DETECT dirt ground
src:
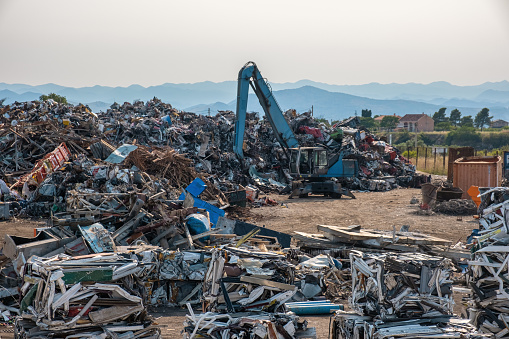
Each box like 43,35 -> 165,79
0,187 -> 476,339
248,187 -> 476,244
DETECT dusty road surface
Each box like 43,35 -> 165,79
0,187 -> 477,338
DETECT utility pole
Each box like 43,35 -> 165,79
415,123 -> 418,148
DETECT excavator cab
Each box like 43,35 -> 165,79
289,147 -> 357,199
289,147 -> 330,177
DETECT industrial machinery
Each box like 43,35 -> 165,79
233,61 -> 299,158
288,147 -> 357,198
233,61 -> 357,198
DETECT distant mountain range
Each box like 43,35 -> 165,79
1,80 -> 508,121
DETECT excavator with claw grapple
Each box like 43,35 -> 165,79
233,61 -> 357,199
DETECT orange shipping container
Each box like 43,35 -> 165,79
453,156 -> 502,198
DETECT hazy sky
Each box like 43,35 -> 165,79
1,0 -> 508,87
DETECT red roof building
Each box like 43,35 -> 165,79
397,113 -> 434,132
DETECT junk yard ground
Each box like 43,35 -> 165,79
0,91 -> 500,338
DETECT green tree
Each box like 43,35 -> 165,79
419,133 -> 434,146
435,121 -> 453,131
380,115 -> 399,131
432,107 -> 448,124
315,118 -> 330,127
39,93 -> 68,104
445,126 -> 482,146
361,109 -> 372,118
474,108 -> 493,131
460,115 -> 474,127
449,109 -> 461,126
395,130 -> 411,144
359,117 -> 377,129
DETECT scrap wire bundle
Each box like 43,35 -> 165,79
350,251 -> 454,319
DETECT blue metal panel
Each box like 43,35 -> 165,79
178,178 -> 225,226
191,197 -> 225,227
184,177 -> 207,197
327,156 -> 358,178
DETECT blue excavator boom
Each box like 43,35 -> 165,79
233,61 -> 299,158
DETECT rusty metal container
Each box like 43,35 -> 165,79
453,156 -> 503,198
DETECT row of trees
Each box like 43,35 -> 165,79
432,107 -> 493,131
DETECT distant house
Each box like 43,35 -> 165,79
490,119 -> 508,128
397,113 -> 434,132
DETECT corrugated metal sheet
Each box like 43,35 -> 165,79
453,156 -> 502,198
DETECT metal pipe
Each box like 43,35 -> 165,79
287,302 -> 344,315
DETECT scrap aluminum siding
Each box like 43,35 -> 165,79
104,144 -> 138,164
79,223 -> 116,253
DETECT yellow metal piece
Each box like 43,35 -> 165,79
236,228 -> 260,248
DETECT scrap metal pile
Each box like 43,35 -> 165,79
420,182 -> 478,216
329,250 -> 488,339
16,252 -> 161,338
1,226 -> 356,338
0,98 -> 429,338
293,224 -> 469,265
350,251 -> 454,319
181,246 -> 350,337
1,98 -> 418,200
0,174 -> 350,339
1,220 -> 337,337
331,312 -> 487,339
466,187 -> 509,338
183,248 -> 314,338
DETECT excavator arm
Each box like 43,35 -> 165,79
234,61 -> 299,158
